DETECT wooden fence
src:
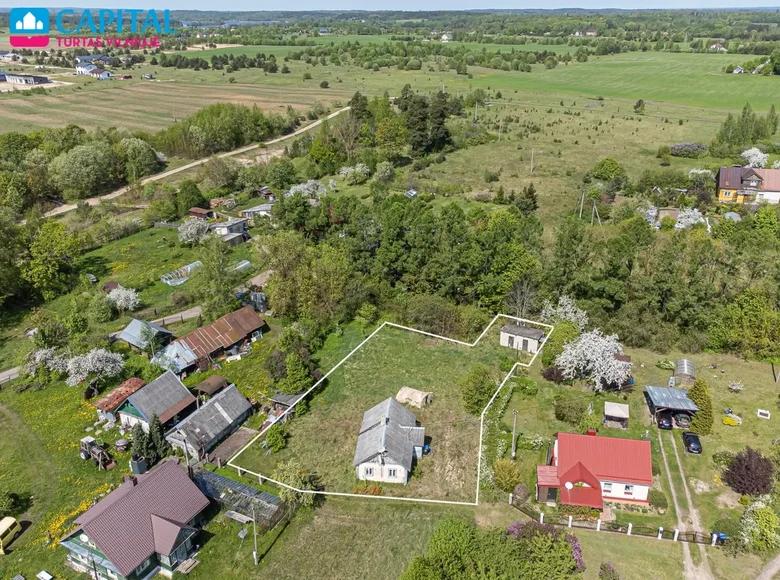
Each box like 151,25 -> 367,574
510,496 -> 718,546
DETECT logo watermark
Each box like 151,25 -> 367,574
10,8 -> 175,49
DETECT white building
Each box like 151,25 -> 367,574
499,323 -> 545,354
238,203 -> 274,219
76,63 -> 97,75
90,68 -> 112,80
354,398 -> 425,484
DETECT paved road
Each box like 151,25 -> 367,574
41,106 -> 350,219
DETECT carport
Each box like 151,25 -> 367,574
644,385 -> 699,424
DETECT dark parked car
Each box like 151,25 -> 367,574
657,411 -> 673,430
682,431 -> 702,454
674,413 -> 691,428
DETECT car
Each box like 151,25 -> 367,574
0,516 -> 22,554
657,411 -> 673,430
682,431 -> 702,454
674,413 -> 691,428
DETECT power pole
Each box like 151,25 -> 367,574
511,410 -> 518,459
498,121 -> 503,142
252,506 -> 258,565
474,102 -> 478,121
530,148 -> 535,173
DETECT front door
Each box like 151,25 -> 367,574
522,339 -> 528,352
508,336 -> 514,348
546,487 -> 558,502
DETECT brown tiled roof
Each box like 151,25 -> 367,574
189,207 -> 211,215
174,306 -> 264,360
718,166 -> 780,192
94,378 -> 147,413
74,460 -> 209,577
194,375 -> 228,396
756,168 -> 780,192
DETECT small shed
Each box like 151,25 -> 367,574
396,387 -> 433,409
117,319 -> 174,352
193,375 -> 229,397
189,207 -> 215,220
603,401 -> 630,429
500,323 -> 545,354
645,385 -> 699,423
674,359 -> 696,386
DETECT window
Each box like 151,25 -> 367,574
365,467 -> 373,476
723,191 -> 731,197
508,335 -> 514,348
135,558 -> 152,575
624,485 -> 634,495
602,482 -> 612,494
389,468 -> 397,478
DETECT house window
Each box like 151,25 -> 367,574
624,485 -> 634,495
389,468 -> 397,478
135,558 -> 152,575
723,191 -> 731,197
602,482 -> 612,494
365,467 -> 374,476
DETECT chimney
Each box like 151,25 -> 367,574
123,474 -> 138,486
586,429 -> 597,437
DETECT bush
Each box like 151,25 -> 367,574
265,423 -> 288,452
648,489 -> 668,510
669,142 -> 707,158
599,562 -> 621,580
591,157 -> 626,181
303,72 -> 312,80
494,459 -> 524,492
353,482 -> 383,495
652,455 -> 661,476
484,170 -> 500,183
724,447 -> 774,495
557,495 -> 601,519
577,411 -> 601,434
516,378 -> 538,396
513,483 -> 530,502
553,393 -> 588,424
459,364 -> 496,415
542,365 -> 565,384
713,450 -> 737,470
319,80 -> 329,89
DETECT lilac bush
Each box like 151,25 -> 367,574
669,142 -> 707,158
599,561 -> 621,580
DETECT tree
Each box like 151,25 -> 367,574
515,182 -> 538,214
148,414 -> 170,463
724,447 -> 773,495
198,236 -> 240,320
178,218 -> 211,245
428,91 -> 452,152
633,99 -> 646,114
376,115 -> 408,159
459,364 -> 495,415
175,179 -> 207,216
119,137 -> 159,182
265,423 -> 288,452
49,141 -> 121,200
278,352 -> 312,394
131,422 -> 149,458
332,114 -> 363,161
591,157 -> 626,182
555,329 -> 630,390
65,348 -> 124,387
541,322 -> 580,368
674,208 -> 704,229
688,378 -> 714,435
21,220 -> 80,300
107,285 -> 141,313
505,275 -> 537,319
741,147 -> 769,168
0,489 -> 13,518
494,459 -> 524,492
265,157 -> 298,191
197,156 -> 240,191
709,290 -> 780,362
540,294 -> 589,330
271,459 -> 317,507
88,293 -> 115,323
740,496 -> 780,553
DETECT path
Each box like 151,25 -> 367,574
756,554 -> 780,580
660,430 -> 715,580
151,305 -> 202,326
41,106 -> 350,219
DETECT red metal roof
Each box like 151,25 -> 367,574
536,465 -> 559,487
173,306 -> 263,361
557,461 -> 604,509
556,432 -> 652,486
93,378 -> 147,413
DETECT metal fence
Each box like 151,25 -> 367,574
509,496 -> 719,547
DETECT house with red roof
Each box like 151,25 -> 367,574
60,460 -> 210,578
536,431 -> 653,510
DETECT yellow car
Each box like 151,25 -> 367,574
0,517 -> 22,554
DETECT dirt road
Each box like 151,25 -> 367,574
41,106 -> 350,219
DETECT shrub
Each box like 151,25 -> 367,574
553,393 -> 588,424
516,378 -> 538,396
648,489 -> 668,510
577,411 -> 601,434
303,72 -> 312,80
353,482 -> 382,495
591,157 -> 626,181
459,364 -> 496,415
599,562 -> 621,580
265,423 -> 288,452
542,365 -> 565,384
512,483 -> 530,502
494,459 -> 524,493
669,142 -> 707,158
712,450 -> 737,470
319,80 -> 329,89
688,378 -> 713,435
484,170 -> 500,183
557,494 -> 601,519
724,447 -> 774,495
652,455 -> 661,476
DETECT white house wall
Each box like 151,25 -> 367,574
755,191 -> 780,204
356,461 -> 409,484
118,412 -> 149,433
601,481 -> 649,502
499,331 -> 539,353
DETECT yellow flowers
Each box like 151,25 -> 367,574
38,482 -> 113,547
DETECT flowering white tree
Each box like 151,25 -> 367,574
688,168 -> 714,180
772,160 -> 780,170
540,295 -> 589,331
286,180 -> 326,198
555,329 -> 631,391
65,348 -> 124,387
675,208 -> 704,230
373,161 -> 395,184
107,285 -> 140,312
328,179 -> 338,191
178,218 -> 210,245
742,147 -> 769,168
24,348 -> 68,377
339,163 -> 371,185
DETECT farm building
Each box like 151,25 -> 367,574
116,371 -> 196,432
717,166 -> 780,204
674,359 -> 696,386
645,385 -> 699,423
154,306 -> 264,373
93,377 -> 147,423
499,323 -> 545,354
354,397 -> 425,485
166,385 -> 252,461
59,460 -> 210,579
5,73 -> 49,85
536,432 -> 652,508
192,469 -> 283,530
239,203 -> 274,219
210,217 -> 248,237
76,63 -> 97,75
250,185 -> 275,201
221,232 -> 246,247
395,387 -> 433,409
90,68 -> 112,80
117,319 -> 174,352
193,375 -> 229,398
188,207 -> 215,220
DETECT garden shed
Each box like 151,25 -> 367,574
603,402 -> 629,429
395,387 -> 434,409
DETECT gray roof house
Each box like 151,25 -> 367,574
353,398 -> 425,485
59,460 -> 210,578
167,385 -> 252,461
117,319 -> 174,352
500,323 -> 546,354
117,371 -> 196,432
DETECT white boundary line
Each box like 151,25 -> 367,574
227,314 -> 554,507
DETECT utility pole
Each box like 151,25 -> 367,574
511,410 -> 518,459
530,148 -> 535,174
474,102 -> 478,121
498,121 -> 503,142
252,506 -> 258,565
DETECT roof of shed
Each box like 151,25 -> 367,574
72,460 -> 209,577
645,385 -> 700,413
500,323 -> 546,340
604,401 -> 630,419
353,398 -> 424,471
194,375 -> 229,396
124,370 -> 195,424
168,385 -> 251,449
117,319 -> 173,350
173,306 -> 264,361
94,378 -> 147,413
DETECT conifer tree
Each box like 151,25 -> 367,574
689,378 -> 714,435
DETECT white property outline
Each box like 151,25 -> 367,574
227,314 -> 554,507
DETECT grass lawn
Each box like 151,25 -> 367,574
232,320 -> 520,501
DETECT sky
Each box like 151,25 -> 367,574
1,2 -> 779,10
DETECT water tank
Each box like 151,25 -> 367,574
130,453 -> 148,475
